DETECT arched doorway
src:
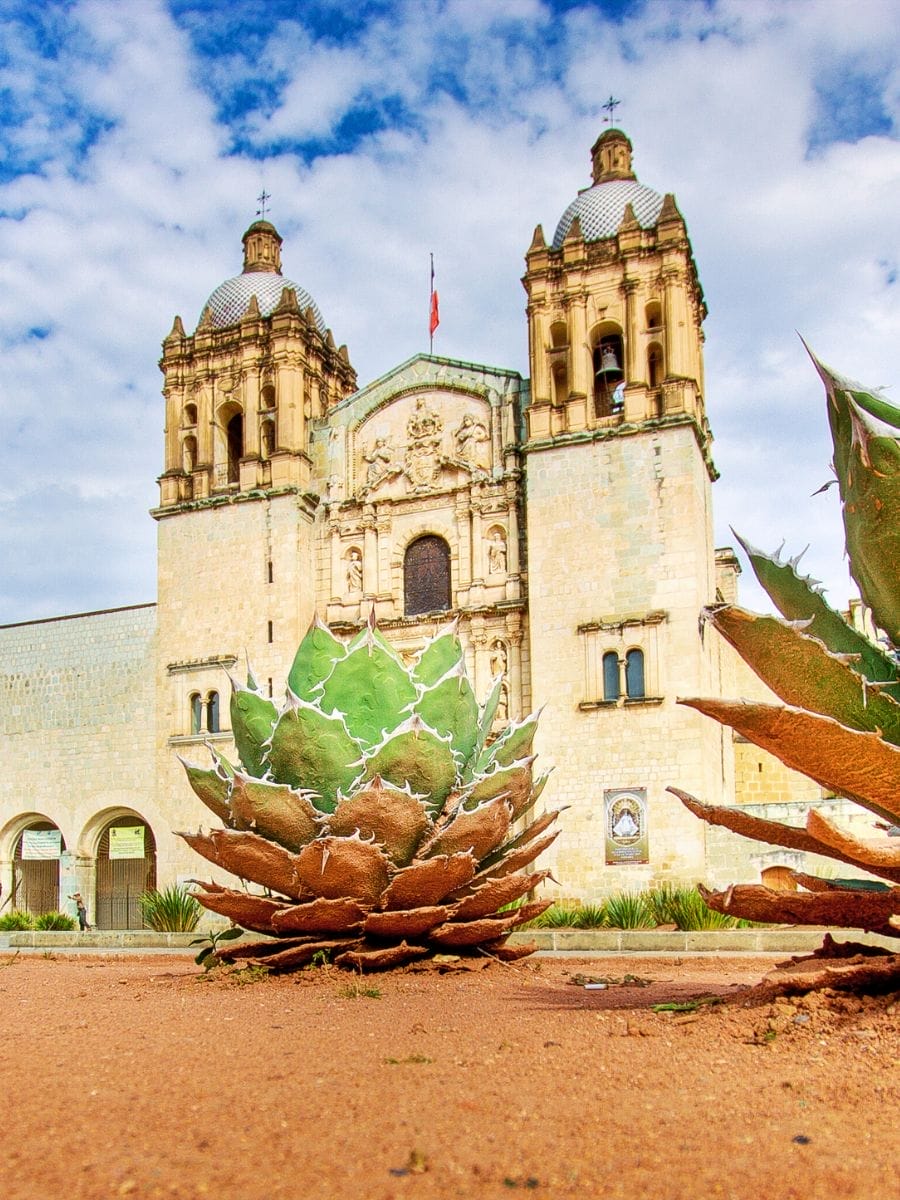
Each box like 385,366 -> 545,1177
12,820 -> 65,915
94,816 -> 157,929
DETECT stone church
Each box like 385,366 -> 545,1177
1,129 -> 829,927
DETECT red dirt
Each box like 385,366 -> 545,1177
1,952 -> 897,1199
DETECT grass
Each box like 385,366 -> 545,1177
520,885 -> 758,931
340,981 -> 382,999
139,885 -> 202,932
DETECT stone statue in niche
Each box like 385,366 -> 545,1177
454,413 -> 490,471
487,530 -> 507,576
489,639 -> 507,678
404,398 -> 444,492
346,548 -> 363,594
492,682 -> 510,731
362,437 -> 395,488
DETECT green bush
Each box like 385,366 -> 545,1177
34,911 -> 77,931
0,910 -> 35,931
574,902 -> 607,928
139,885 -> 202,932
603,890 -> 655,929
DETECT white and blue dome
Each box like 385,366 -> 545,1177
202,272 -> 325,332
552,179 -> 665,249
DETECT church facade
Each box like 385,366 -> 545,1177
1,130 -> 829,926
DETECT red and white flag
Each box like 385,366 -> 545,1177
429,254 -> 440,344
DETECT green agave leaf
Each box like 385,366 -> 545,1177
467,757 -> 535,819
473,710 -> 540,776
286,617 -> 346,702
734,531 -> 899,696
679,697 -> 900,825
263,695 -> 362,813
411,620 -> 463,686
229,678 -> 278,777
413,664 -> 478,765
808,348 -> 900,646
706,604 -> 900,745
318,626 -> 417,748
360,715 -> 458,813
179,756 -> 232,824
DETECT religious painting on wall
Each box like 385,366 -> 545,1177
604,788 -> 648,865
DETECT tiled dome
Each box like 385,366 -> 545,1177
201,272 -> 326,332
552,179 -> 664,249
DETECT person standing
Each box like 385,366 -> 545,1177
69,892 -> 89,931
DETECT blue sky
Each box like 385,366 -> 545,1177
1,0 -> 899,624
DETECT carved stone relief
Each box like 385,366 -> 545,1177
346,547 -> 363,594
486,529 -> 507,576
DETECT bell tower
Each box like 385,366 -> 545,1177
152,222 -> 357,844
523,127 -> 711,449
522,130 -> 728,898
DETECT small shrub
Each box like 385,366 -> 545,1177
649,884 -> 746,930
140,885 -> 202,933
0,911 -> 35,931
603,891 -> 655,929
34,911 -> 77,931
574,903 -> 608,929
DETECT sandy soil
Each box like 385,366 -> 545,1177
1,952 -> 897,1200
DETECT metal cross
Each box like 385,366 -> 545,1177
256,189 -> 271,220
602,95 -> 621,125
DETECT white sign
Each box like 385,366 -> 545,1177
21,829 -> 62,860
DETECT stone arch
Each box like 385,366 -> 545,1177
82,808 -> 158,930
589,319 -> 625,416
215,399 -> 243,486
403,535 -> 452,617
1,812 -> 68,917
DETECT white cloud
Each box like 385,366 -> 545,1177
1,0 -> 898,624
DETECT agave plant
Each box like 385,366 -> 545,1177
177,615 -> 559,971
669,347 -> 900,965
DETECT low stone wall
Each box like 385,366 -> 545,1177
8,927 -> 898,954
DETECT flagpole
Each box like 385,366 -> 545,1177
429,253 -> 434,355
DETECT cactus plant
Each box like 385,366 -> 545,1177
669,348 -> 900,960
178,614 -> 558,971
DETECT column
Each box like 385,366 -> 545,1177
623,279 -> 641,383
329,523 -> 341,602
362,511 -> 378,596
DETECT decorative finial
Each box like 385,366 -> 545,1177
602,95 -> 621,125
256,189 -> 271,220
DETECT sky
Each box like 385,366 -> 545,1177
1,0 -> 899,626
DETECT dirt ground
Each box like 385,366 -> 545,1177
1,951 -> 897,1200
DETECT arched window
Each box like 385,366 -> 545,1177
207,691 -> 220,733
404,535 -> 451,616
602,652 -> 620,701
260,383 -> 276,410
183,402 -> 197,427
190,692 -> 203,734
645,301 -> 662,330
226,413 -> 243,484
625,649 -> 645,699
648,344 -> 663,389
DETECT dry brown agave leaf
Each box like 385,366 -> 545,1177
188,885 -> 287,933
382,851 -> 477,910
679,698 -> 900,825
325,778 -> 432,865
229,773 -> 323,852
668,787 -> 900,884
469,830 -> 560,885
295,835 -> 391,903
270,896 -> 369,934
334,941 -> 430,971
508,900 -> 553,926
451,870 -> 549,919
479,810 -> 561,873
179,829 -> 308,899
429,913 -> 520,946
418,795 -> 512,862
216,936 -> 317,962
699,882 -> 900,936
247,938 -> 358,971
479,939 -> 540,962
363,905 -> 449,939
805,808 -> 900,874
